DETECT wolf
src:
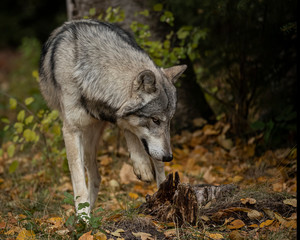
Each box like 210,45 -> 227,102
39,19 -> 186,216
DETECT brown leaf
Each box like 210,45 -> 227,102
240,198 -> 256,205
283,198 -> 297,207
132,232 -> 154,240
203,124 -> 220,135
247,209 -> 263,220
94,231 -> 107,240
111,229 -> 124,237
164,229 -> 176,237
227,219 -> 245,230
228,230 -> 244,240
119,163 -> 138,184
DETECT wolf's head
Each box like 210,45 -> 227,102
117,65 -> 187,162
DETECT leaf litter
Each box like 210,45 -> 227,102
0,120 -> 297,239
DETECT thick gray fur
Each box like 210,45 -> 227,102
39,19 -> 186,216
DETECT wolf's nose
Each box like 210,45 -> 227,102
162,155 -> 173,162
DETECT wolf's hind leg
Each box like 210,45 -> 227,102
83,121 -> 106,210
62,124 -> 90,216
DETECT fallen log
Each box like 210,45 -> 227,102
140,172 -> 238,225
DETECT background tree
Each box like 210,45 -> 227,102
168,0 -> 297,146
66,0 -> 215,131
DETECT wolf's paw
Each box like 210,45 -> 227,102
132,162 -> 155,182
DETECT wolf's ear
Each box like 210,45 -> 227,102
133,70 -> 156,94
163,65 -> 187,84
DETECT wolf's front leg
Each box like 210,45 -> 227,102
82,121 -> 106,209
151,159 -> 166,188
62,124 -> 90,216
124,130 -> 155,182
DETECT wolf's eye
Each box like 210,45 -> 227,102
152,117 -> 160,125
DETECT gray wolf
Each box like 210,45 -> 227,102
39,19 -> 186,216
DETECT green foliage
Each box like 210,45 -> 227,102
63,192 -> 106,236
1,83 -> 64,173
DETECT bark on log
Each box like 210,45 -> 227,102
140,172 -> 237,225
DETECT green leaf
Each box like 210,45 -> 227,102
153,3 -> 163,11
25,115 -> 34,125
0,148 -> 3,157
139,9 -> 149,17
13,135 -> 19,143
17,110 -> 26,122
14,122 -> 24,134
63,192 -> 74,205
89,7 -> 96,16
1,118 -> 10,124
23,129 -> 36,142
65,215 -> 75,227
7,144 -> 15,158
78,202 -> 90,210
9,160 -> 19,174
9,98 -> 17,110
24,97 -> 34,106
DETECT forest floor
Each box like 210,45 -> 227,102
0,119 -> 297,240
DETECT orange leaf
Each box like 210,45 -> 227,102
259,219 -> 274,228
79,230 -> 93,240
207,232 -> 224,239
16,228 -> 36,240
227,219 -> 245,230
128,192 -> 139,200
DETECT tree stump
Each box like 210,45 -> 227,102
140,172 -> 237,225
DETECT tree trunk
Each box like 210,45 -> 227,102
66,0 -> 214,131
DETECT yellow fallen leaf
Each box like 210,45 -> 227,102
132,232 -> 154,240
47,217 -> 64,229
259,219 -> 274,228
128,192 -> 139,200
227,219 -> 245,230
207,232 -> 224,239
79,230 -> 93,240
16,228 -> 36,240
231,175 -> 243,183
5,229 -> 15,235
283,198 -> 297,208
249,224 -> 259,228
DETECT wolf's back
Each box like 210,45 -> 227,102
39,20 -> 154,112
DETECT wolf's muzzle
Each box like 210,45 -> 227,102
162,155 -> 173,162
